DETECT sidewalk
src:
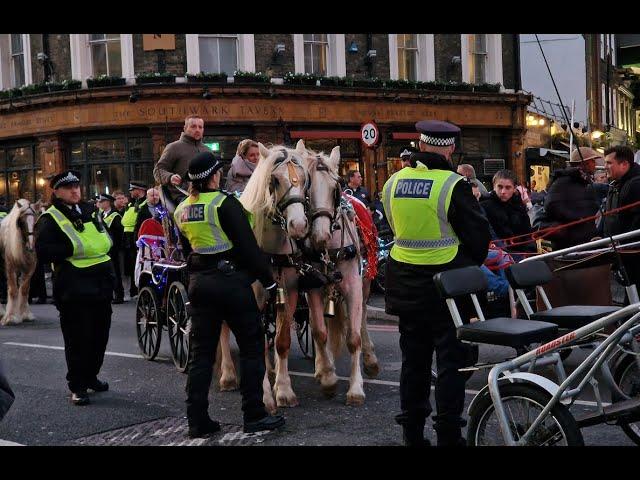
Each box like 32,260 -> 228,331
366,293 -> 398,324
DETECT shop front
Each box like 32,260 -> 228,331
0,84 -> 530,200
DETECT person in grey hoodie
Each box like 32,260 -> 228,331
153,115 -> 212,202
225,139 -> 260,193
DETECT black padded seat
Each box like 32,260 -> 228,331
530,305 -> 621,329
457,318 -> 559,348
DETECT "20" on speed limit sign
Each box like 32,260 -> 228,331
360,121 -> 379,148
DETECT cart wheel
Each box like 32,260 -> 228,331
135,287 -> 162,360
167,282 -> 191,373
467,383 -> 584,446
612,353 -> 640,445
373,258 -> 386,294
294,295 -> 315,360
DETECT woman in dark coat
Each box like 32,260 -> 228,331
481,169 -> 536,258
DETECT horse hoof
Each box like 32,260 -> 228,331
274,387 -> 299,408
219,376 -> 238,392
346,391 -> 365,406
1,314 -> 21,326
264,397 -> 277,415
363,362 -> 380,378
23,314 -> 36,322
320,379 -> 338,398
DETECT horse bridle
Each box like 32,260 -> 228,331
269,149 -> 311,231
308,155 -> 342,233
16,200 -> 38,251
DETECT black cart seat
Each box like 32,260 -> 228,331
434,266 -> 559,349
506,261 -> 622,329
457,317 -> 558,348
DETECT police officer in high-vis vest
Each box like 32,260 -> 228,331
121,181 -> 147,298
382,120 -> 491,446
96,193 -> 125,304
174,151 -> 285,439
34,171 -> 115,406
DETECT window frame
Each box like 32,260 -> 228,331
388,34 -> 435,81
461,34 -> 503,86
293,34 -> 345,77
70,34 -> 134,86
186,34 -> 255,76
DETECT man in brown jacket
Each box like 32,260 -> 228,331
153,115 -> 212,202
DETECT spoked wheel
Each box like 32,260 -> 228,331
166,282 -> 191,373
294,294 -> 315,360
430,344 -> 478,385
467,383 -> 584,446
612,353 -> 640,445
373,259 -> 387,294
135,287 -> 162,360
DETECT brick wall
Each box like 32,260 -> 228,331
29,35 -> 44,84
434,34 -> 462,82
133,34 -> 187,76
345,34 -> 390,79
254,34 -> 295,77
49,34 -> 72,81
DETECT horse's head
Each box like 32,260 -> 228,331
300,140 -> 342,250
262,143 -> 311,239
13,199 -> 41,252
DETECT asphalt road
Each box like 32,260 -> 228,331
0,295 -> 635,446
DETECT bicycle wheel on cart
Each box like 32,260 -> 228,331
295,294 -> 315,359
467,383 -> 584,446
167,281 -> 191,373
612,352 -> 640,445
135,287 -> 162,360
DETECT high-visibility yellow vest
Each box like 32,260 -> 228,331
174,191 -> 234,255
122,200 -> 147,233
382,163 -> 462,265
101,210 -> 121,228
43,206 -> 112,268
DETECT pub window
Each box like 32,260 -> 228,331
303,34 -> 328,76
3,145 -> 41,203
10,34 -> 25,88
397,34 -> 418,81
198,34 -> 238,74
68,133 -> 154,199
89,34 -> 122,77
468,34 -> 487,84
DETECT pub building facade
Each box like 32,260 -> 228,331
0,34 -> 530,203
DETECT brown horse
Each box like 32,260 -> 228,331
0,199 -> 41,326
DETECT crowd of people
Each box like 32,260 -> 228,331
3,110 -> 640,446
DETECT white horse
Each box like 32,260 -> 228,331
218,143 -> 310,412
0,199 -> 41,326
301,142 -> 379,405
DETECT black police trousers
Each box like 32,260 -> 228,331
397,300 -> 471,436
185,268 -> 267,425
122,233 -> 137,297
58,300 -> 112,394
111,249 -> 124,300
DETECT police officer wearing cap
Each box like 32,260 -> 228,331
121,181 -> 148,298
34,171 -> 115,406
97,193 -> 125,304
174,151 -> 285,438
382,120 -> 490,446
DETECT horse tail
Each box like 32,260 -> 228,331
327,299 -> 346,359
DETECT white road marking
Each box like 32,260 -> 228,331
4,341 -> 610,407
0,439 -> 24,446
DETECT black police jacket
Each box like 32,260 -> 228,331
384,153 -> 491,315
34,198 -> 115,304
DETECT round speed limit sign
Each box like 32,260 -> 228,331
360,121 -> 379,148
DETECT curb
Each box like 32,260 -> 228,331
366,304 -> 398,323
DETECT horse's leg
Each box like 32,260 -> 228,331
262,335 -> 277,414
337,258 -> 365,406
19,260 -> 37,322
218,322 -> 238,391
273,267 -> 298,408
307,288 -> 338,397
2,260 -> 20,325
360,277 -> 380,378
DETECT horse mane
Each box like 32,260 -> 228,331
239,144 -> 304,245
0,200 -> 28,264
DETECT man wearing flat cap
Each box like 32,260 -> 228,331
544,146 -> 602,250
97,193 -> 125,304
382,120 -> 490,446
121,181 -> 148,299
34,171 -> 115,406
